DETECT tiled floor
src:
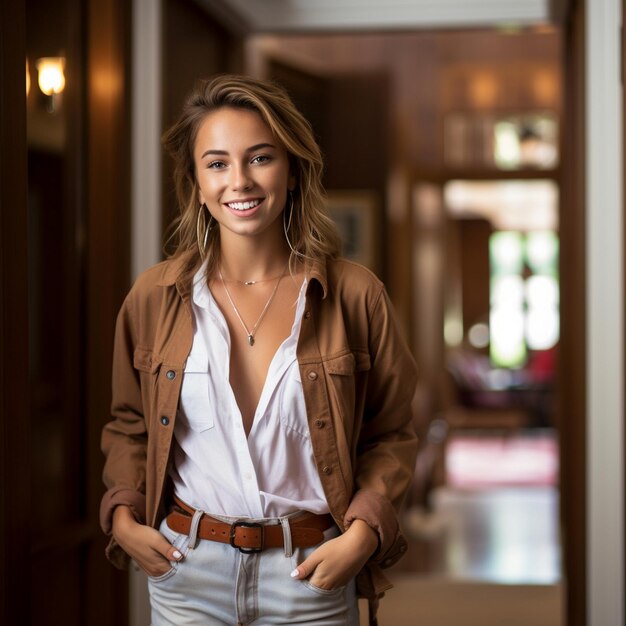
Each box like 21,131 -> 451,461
374,432 -> 564,625
361,577 -> 563,626
399,486 -> 561,584
397,429 -> 561,582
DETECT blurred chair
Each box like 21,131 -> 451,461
407,380 -> 449,511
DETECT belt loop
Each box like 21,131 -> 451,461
188,508 -> 205,550
280,517 -> 293,558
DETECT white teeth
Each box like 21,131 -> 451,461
228,200 -> 260,211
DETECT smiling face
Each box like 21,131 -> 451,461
194,106 -> 295,244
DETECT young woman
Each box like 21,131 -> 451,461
100,74 -> 418,626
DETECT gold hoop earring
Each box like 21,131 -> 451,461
197,204 -> 214,259
283,190 -> 301,257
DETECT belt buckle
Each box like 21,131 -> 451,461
230,521 -> 264,553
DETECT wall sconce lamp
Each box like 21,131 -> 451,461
36,57 -> 65,112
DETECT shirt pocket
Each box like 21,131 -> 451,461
279,364 -> 310,440
179,352 -> 215,433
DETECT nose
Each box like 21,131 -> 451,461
229,162 -> 252,191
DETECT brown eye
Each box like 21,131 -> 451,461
251,155 -> 270,165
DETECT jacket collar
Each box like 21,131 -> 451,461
306,256 -> 328,299
156,250 -> 195,298
157,249 -> 329,299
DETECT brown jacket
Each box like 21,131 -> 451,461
100,251 -> 418,603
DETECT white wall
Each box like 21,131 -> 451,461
586,1 -> 625,624
131,0 -> 162,282
130,0 -> 162,624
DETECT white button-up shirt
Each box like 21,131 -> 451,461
170,266 -> 328,519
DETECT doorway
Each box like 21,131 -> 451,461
245,27 -> 566,625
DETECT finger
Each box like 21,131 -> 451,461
152,533 -> 183,562
290,552 -> 321,580
140,547 -> 182,577
167,545 -> 184,561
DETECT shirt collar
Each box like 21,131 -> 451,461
191,260 -> 211,309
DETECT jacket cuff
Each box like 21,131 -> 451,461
344,488 -> 403,563
100,486 -> 146,535
105,536 -> 132,570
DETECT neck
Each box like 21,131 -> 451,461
217,228 -> 290,282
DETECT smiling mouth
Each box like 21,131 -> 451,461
226,199 -> 262,211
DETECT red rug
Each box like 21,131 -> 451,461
445,432 -> 559,488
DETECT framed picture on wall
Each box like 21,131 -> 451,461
325,190 -> 380,274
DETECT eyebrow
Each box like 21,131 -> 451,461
200,142 -> 277,160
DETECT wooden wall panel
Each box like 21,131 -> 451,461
249,30 -> 561,170
2,0 -> 132,623
0,0 -> 30,622
85,0 -> 132,623
459,218 -> 492,335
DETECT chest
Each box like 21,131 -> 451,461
208,277 -> 304,433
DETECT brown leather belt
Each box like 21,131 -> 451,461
166,497 -> 335,553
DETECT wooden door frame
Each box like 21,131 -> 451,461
621,0 -> 626,608
560,1 -> 587,624
557,1 -> 625,623
0,1 -> 30,620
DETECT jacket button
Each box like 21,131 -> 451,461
307,371 -> 318,381
166,370 -> 176,380
160,416 -> 170,426
315,419 -> 325,428
322,465 -> 332,475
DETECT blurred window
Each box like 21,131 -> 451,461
490,230 -> 559,367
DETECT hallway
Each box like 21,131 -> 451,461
362,483 -> 562,625
364,577 -> 562,626
362,428 -> 563,625
402,485 -> 560,584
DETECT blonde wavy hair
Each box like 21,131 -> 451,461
162,74 -> 341,283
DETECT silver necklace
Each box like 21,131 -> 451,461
218,266 -> 286,346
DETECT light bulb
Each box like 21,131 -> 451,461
36,57 -> 65,96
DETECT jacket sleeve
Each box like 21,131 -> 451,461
99,293 -> 148,567
344,285 -> 418,568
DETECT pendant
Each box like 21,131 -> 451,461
248,334 -> 255,346
244,280 -> 256,285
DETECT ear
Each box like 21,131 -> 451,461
198,188 -> 205,206
288,174 -> 296,192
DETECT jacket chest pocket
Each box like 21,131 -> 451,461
133,347 -> 164,421
324,352 -> 371,427
179,352 -> 215,433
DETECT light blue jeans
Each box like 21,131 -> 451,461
148,511 -> 359,625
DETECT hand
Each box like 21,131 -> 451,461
112,505 -> 183,577
290,519 -> 378,590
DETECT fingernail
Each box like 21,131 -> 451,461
290,568 -> 299,578
173,550 -> 182,560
